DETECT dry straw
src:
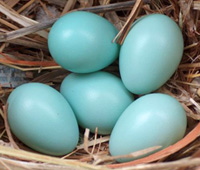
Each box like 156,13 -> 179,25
0,0 -> 200,169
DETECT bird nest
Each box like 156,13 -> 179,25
0,0 -> 200,170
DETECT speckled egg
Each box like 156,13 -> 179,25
109,93 -> 187,162
48,11 -> 119,73
120,14 -> 184,95
60,71 -> 134,134
8,83 -> 79,156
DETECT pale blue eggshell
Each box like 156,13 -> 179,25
60,71 -> 134,135
109,93 -> 187,162
120,14 -> 184,94
8,83 -> 79,156
48,11 -> 119,73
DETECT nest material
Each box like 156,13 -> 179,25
0,0 -> 200,169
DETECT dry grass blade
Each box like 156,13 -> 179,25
7,39 -> 48,51
179,62 -> 200,69
0,18 -> 19,30
3,0 -> 20,8
0,2 -> 31,26
0,19 -> 57,42
0,0 -> 152,42
17,0 -> 35,13
77,136 -> 110,150
91,128 -> 98,154
113,0 -> 143,44
61,0 -> 77,16
193,1 -> 200,10
184,42 -> 199,50
182,103 -> 200,120
0,53 -> 57,67
93,146 -> 161,165
0,157 -> 66,170
79,0 -> 94,8
44,0 -> 67,7
0,159 -> 12,170
0,145 -> 110,170
115,157 -> 200,170
0,1 -> 48,39
84,128 -> 91,154
3,104 -> 19,149
172,79 -> 200,87
1,63 -> 61,72
31,69 -> 69,83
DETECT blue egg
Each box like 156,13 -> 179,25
109,93 -> 187,162
120,14 -> 184,94
48,11 -> 119,73
8,83 -> 79,156
60,72 -> 134,134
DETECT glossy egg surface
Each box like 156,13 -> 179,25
60,71 -> 134,134
8,83 -> 79,156
120,14 -> 184,94
48,11 -> 119,73
109,93 -> 187,162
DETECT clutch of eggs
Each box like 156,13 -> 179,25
7,11 -> 187,161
